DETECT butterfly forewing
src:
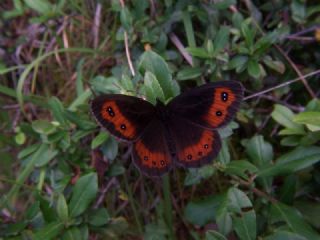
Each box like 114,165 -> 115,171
132,120 -> 172,177
168,81 -> 243,129
168,116 -> 221,168
90,94 -> 156,141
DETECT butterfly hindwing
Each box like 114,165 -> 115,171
90,95 -> 156,141
168,81 -> 243,129
132,120 -> 172,177
168,116 -> 221,168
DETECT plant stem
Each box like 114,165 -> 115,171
123,173 -> 143,235
162,174 -> 175,240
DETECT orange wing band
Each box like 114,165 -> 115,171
101,101 -> 136,139
205,87 -> 236,127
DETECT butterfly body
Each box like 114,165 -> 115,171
91,81 -> 243,177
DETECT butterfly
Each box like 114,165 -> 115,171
90,81 -> 244,177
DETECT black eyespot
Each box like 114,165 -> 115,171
144,156 -> 148,161
160,160 -> 165,166
198,151 -> 203,156
204,144 -> 209,149
187,154 -> 192,160
221,92 -> 228,102
107,107 -> 115,117
216,111 -> 222,116
120,124 -> 126,130
152,161 -> 156,166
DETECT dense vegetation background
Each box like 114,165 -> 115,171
1,0 -> 320,239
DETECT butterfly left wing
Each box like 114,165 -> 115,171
168,116 -> 221,168
90,94 -> 156,141
168,81 -> 243,129
132,120 -> 172,177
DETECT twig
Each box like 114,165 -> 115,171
234,176 -> 278,204
94,177 -> 116,208
252,94 -> 304,112
119,0 -> 135,76
169,33 -> 193,66
93,3 -> 102,49
244,69 -> 320,101
283,25 -> 319,38
247,16 -> 317,98
274,45 -> 316,98
124,31 -> 136,76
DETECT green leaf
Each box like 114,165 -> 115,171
101,137 -> 118,161
64,111 -> 96,130
295,201 -> 320,229
57,194 -> 68,222
18,143 -> 40,159
139,50 -> 178,99
91,132 -> 109,149
106,163 -> 125,177
228,188 -> 256,240
258,146 -> 320,177
48,97 -> 68,126
32,120 -> 57,135
213,26 -> 230,55
184,166 -> 215,186
144,220 -> 168,240
279,128 -> 306,136
26,201 -> 40,220
34,144 -> 58,167
245,135 -> 273,167
144,71 -> 165,104
279,175 -> 296,204
229,55 -> 248,72
15,131 -> 26,145
88,208 -> 110,226
68,88 -> 92,111
271,105 -> 304,130
263,56 -> 285,74
185,47 -> 210,58
24,0 -> 53,15
217,141 -> 230,165
270,203 -> 320,239
291,0 -> 306,23
75,58 -> 85,96
33,221 -> 64,240
3,222 -> 28,236
176,67 -> 203,81
120,7 -> 132,30
90,76 -> 120,94
247,59 -> 260,78
216,193 -> 232,236
293,112 -> 320,131
69,172 -> 98,218
184,194 -> 224,227
225,160 -> 258,179
241,20 -> 255,48
244,135 -> 273,191
213,0 -> 236,10
62,227 -> 83,240
205,230 -> 227,240
264,230 -> 307,240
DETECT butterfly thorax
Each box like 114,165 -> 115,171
155,99 -> 171,121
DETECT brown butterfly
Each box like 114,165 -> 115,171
91,81 -> 244,177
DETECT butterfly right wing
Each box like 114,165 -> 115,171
132,120 -> 173,177
168,116 -> 221,168
168,81 -> 243,129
